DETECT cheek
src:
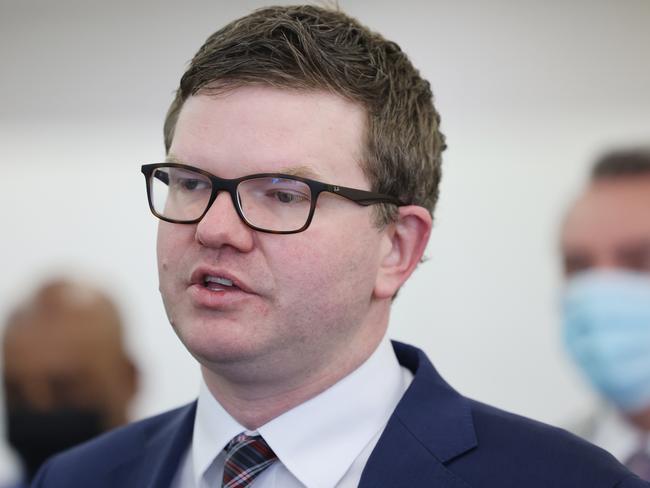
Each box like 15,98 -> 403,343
156,223 -> 190,277
271,229 -> 380,306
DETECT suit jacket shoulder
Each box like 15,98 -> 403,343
31,403 -> 196,488
31,341 -> 650,488
459,399 -> 636,486
359,341 -> 649,488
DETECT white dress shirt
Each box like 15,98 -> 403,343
171,336 -> 413,488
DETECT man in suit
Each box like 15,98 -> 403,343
561,149 -> 650,479
2,279 -> 137,486
32,5 -> 648,487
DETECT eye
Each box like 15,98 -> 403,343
178,178 -> 208,191
270,190 -> 308,204
618,242 -> 650,273
168,169 -> 211,193
238,176 -> 311,207
563,252 -> 593,277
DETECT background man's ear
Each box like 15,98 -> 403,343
374,206 -> 432,299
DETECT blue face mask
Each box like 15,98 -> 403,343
563,270 -> 650,412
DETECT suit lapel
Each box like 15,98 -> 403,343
359,342 -> 477,488
139,402 -> 197,488
359,418 -> 472,488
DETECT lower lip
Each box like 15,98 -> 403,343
188,284 -> 253,309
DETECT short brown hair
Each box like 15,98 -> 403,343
164,5 -> 445,224
591,147 -> 650,181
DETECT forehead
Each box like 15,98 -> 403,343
169,86 -> 368,182
562,177 -> 650,250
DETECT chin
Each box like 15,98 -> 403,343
175,320 -> 268,365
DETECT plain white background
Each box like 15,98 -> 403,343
1,0 -> 649,481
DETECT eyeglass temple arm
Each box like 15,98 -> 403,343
327,185 -> 403,206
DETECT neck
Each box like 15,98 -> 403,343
201,311 -> 389,429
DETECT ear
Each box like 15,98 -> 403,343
374,206 -> 432,299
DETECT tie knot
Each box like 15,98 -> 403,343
222,433 -> 278,488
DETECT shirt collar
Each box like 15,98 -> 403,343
192,381 -> 243,486
191,336 -> 408,488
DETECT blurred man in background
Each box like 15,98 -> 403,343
561,148 -> 650,479
2,279 -> 138,486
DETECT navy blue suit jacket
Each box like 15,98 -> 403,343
32,342 -> 648,487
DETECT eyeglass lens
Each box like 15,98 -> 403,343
149,166 -> 313,232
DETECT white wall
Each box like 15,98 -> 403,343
1,0 -> 649,481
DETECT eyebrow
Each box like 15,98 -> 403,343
276,165 -> 323,180
163,157 -> 325,181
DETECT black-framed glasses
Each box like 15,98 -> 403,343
141,163 -> 403,234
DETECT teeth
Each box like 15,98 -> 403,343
204,276 -> 233,287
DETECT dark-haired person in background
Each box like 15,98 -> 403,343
2,279 -> 137,487
32,6 -> 649,487
561,148 -> 650,479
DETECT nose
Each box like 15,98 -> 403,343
195,191 -> 254,252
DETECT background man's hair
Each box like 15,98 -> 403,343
164,4 -> 445,225
591,147 -> 650,181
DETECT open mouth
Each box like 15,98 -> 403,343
203,275 -> 238,291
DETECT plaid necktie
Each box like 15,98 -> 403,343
221,433 -> 278,488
